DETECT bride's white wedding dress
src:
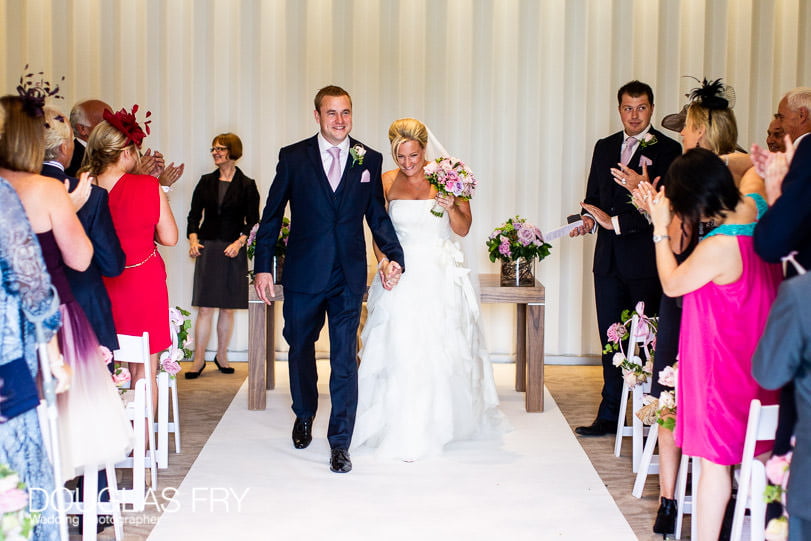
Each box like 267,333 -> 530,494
353,199 -> 505,461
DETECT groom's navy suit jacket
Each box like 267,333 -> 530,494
41,163 -> 125,351
583,127 -> 681,279
255,135 -> 404,294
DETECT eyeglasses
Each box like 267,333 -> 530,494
210,146 -> 228,153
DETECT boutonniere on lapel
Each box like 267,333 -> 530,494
639,133 -> 658,148
350,144 -> 366,166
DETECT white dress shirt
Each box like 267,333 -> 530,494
317,133 -> 350,178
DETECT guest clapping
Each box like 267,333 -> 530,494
185,133 -> 259,378
645,148 -> 780,541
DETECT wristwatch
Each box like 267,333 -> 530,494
652,234 -> 671,244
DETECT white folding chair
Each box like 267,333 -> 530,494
614,314 -> 653,472
64,464 -> 124,541
730,399 -> 779,541
112,332 -> 158,511
156,370 -> 181,469
674,454 -> 699,540
632,421 -> 660,498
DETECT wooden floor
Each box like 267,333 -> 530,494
83,363 -> 669,540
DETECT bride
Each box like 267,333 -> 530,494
352,118 -> 504,461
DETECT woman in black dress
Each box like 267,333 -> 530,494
186,133 -> 259,378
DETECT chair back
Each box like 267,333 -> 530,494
114,332 -> 153,397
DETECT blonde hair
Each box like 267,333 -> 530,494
43,106 -> 73,162
686,103 -> 738,155
83,120 -> 139,176
388,118 -> 428,164
0,96 -> 46,173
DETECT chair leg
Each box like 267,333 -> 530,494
749,461 -> 767,541
614,383 -> 630,458
105,462 -> 124,541
674,454 -> 690,539
632,422 -> 658,498
157,372 -> 169,469
82,465 -> 99,541
631,386 -> 645,473
691,458 -> 701,541
170,376 -> 181,453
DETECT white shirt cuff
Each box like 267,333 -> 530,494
611,215 -> 621,235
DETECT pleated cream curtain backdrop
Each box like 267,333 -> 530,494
1,0 -> 808,361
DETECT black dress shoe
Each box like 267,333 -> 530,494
574,418 -> 615,436
652,497 -> 677,535
184,361 -> 206,379
292,417 -> 313,449
330,448 -> 352,473
213,356 -> 235,374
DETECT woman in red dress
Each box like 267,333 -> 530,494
84,106 -> 178,401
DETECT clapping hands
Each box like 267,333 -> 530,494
751,135 -> 794,205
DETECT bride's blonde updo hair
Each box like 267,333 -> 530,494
82,120 -> 140,176
388,118 -> 428,163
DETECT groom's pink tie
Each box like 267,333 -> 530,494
327,147 -> 342,191
621,137 -> 636,166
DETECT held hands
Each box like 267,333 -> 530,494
66,171 -> 93,211
569,214 -> 595,237
579,202 -> 614,231
611,162 -> 650,192
254,272 -> 275,304
379,259 -> 402,290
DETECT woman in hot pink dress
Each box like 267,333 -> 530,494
84,106 -> 178,396
645,148 -> 780,540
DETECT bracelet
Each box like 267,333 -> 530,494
377,257 -> 389,270
652,234 -> 671,244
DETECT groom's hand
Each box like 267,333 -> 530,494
379,260 -> 402,290
254,272 -> 276,304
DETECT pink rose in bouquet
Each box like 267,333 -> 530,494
424,156 -> 477,217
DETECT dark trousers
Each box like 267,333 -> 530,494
593,273 -> 662,421
282,264 -> 363,449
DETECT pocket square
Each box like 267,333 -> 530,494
639,155 -> 653,168
360,170 -> 371,183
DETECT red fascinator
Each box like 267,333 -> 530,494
103,104 -> 152,147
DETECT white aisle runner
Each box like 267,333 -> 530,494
148,363 -> 636,541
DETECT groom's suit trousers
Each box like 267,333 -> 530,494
282,262 -> 364,449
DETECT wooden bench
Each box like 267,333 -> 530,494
247,273 -> 545,411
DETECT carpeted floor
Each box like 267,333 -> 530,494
79,362 -> 672,540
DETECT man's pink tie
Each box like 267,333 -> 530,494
621,137 -> 636,166
327,147 -> 342,191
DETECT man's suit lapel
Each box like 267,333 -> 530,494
305,136 -> 339,207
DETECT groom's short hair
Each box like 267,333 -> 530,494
314,85 -> 352,112
617,80 -> 654,106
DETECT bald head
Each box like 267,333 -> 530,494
70,99 -> 112,142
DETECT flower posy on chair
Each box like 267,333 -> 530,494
0,463 -> 38,539
424,157 -> 477,217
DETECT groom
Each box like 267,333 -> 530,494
254,85 -> 404,473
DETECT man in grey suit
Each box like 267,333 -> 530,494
752,272 -> 811,540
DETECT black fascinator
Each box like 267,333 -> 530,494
15,64 -> 64,119
687,77 -> 736,110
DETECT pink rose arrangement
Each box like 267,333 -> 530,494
112,365 -> 131,389
486,216 -> 552,263
764,447 -> 793,541
603,302 -> 658,388
655,363 -> 678,431
424,156 -> 477,217
246,218 -> 290,284
0,464 -> 37,539
160,306 -> 192,377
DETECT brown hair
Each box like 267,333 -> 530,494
314,85 -> 352,112
82,120 -> 138,176
212,132 -> 243,160
0,96 -> 46,173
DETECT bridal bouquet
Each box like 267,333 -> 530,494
0,464 -> 38,540
603,302 -> 657,388
424,157 -> 477,217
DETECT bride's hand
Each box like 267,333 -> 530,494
435,193 -> 456,210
